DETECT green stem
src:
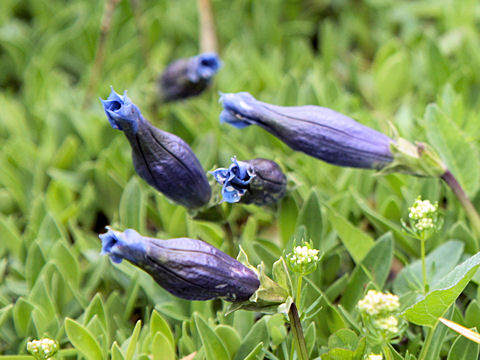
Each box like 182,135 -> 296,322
418,324 -> 437,360
420,235 -> 429,294
288,302 -> 309,360
296,275 -> 303,310
382,344 -> 393,360
441,170 -> 480,251
222,221 -> 235,257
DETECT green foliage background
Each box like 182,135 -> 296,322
1,0 -> 480,358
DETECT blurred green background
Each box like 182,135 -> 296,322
1,0 -> 480,358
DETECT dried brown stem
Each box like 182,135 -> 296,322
83,0 -> 120,108
197,0 -> 218,53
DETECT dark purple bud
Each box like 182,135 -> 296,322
220,92 -> 394,169
158,53 -> 221,102
100,228 -> 260,301
210,157 -> 286,205
101,88 -> 211,208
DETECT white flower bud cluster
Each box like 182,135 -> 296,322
408,197 -> 438,231
27,338 -> 58,359
374,316 -> 399,334
367,354 -> 383,360
286,242 -> 321,275
358,290 -> 400,316
289,245 -> 320,265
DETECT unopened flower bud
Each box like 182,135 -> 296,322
210,157 -> 286,205
27,338 -> 58,360
101,88 -> 211,208
100,227 -> 260,302
158,53 -> 221,102
219,92 -> 393,169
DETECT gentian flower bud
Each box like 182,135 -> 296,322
101,88 -> 211,209
100,227 -> 260,301
158,53 -> 221,102
210,157 -> 286,205
219,92 -> 394,169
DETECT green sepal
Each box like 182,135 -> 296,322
227,250 -> 291,314
379,138 -> 446,177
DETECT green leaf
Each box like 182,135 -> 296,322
215,325 -> 242,358
447,334 -> 480,360
65,318 -> 103,360
394,240 -> 464,297
328,329 -> 358,351
119,177 -> 146,233
465,300 -> 480,329
111,342 -> 125,360
425,104 -> 480,197
194,313 -> 230,360
13,298 -> 33,337
341,233 -> 394,310
51,241 -> 80,288
297,190 -> 322,249
25,242 -> 45,289
279,196 -> 298,246
322,348 -> 354,360
325,205 -> 374,264
404,252 -> 480,326
374,50 -> 411,106
125,320 -> 142,360
150,310 -> 174,349
84,293 -> 107,331
234,317 -> 268,360
152,332 -> 175,360
242,342 -> 264,360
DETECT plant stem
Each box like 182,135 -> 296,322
83,0 -> 120,108
222,221 -> 235,257
382,344 -> 393,360
441,169 -> 480,251
296,275 -> 303,309
418,324 -> 437,360
420,235 -> 429,294
197,0 -> 218,53
288,302 -> 309,360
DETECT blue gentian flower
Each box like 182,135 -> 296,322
210,157 -> 287,205
100,227 -> 260,301
158,53 -> 221,102
219,92 -> 394,169
101,88 -> 211,208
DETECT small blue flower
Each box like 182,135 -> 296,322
210,157 -> 287,205
100,227 -> 260,301
100,88 -> 211,208
219,92 -> 394,169
158,53 -> 221,102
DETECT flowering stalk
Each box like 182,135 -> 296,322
441,170 -> 480,251
403,196 -> 441,293
288,303 -> 309,360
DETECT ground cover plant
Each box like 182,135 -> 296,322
1,0 -> 480,359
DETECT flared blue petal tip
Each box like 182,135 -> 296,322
99,227 -> 145,264
209,168 -> 229,184
100,88 -> 140,133
99,228 -> 124,263
196,53 -> 221,78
